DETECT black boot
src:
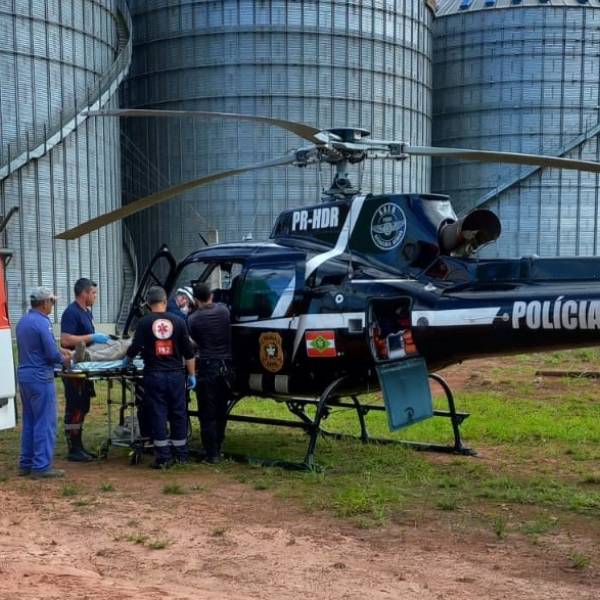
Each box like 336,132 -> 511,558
80,431 -> 98,459
66,431 -> 93,462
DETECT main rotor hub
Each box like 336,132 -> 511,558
326,128 -> 370,143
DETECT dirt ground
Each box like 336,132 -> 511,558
1,360 -> 598,600
0,462 -> 597,600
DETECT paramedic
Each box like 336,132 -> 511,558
126,286 -> 195,468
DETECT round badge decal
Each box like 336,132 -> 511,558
152,318 -> 173,340
370,202 -> 407,251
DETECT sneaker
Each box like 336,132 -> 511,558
18,467 -> 31,476
30,468 -> 65,479
202,455 -> 221,465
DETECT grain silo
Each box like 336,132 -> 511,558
433,0 -> 600,258
0,0 -> 131,324
120,0 -> 435,267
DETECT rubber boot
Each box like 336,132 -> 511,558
66,432 -> 93,462
80,430 -> 98,459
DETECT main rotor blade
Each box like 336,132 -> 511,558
55,154 -> 296,240
87,108 -> 325,145
405,145 -> 600,173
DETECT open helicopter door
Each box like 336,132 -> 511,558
368,298 -> 433,431
122,244 -> 178,336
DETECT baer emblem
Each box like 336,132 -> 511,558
370,202 -> 407,251
259,332 -> 284,373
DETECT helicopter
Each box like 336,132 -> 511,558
56,109 -> 600,469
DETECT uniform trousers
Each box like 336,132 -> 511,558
196,359 -> 233,459
63,379 -> 92,438
143,370 -> 188,463
19,381 -> 57,473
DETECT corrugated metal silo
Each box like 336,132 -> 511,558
0,0 -> 131,324
433,0 -> 600,258
121,0 -> 435,267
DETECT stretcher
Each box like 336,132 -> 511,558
59,360 -> 150,464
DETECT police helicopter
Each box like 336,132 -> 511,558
56,109 -> 600,468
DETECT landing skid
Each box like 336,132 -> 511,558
217,373 -> 475,471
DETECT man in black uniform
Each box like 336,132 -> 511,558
188,282 -> 233,464
126,286 -> 196,468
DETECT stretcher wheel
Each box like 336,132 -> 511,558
129,451 -> 142,466
99,441 -> 110,460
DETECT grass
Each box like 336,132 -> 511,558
115,531 -> 169,550
568,552 -> 591,570
1,349 -> 599,542
72,497 -> 94,507
212,352 -> 600,531
147,538 -> 170,550
61,483 -> 81,497
435,499 -> 459,511
521,517 -> 559,537
125,532 -> 149,545
493,516 -> 508,540
190,483 -> 208,492
162,483 -> 186,495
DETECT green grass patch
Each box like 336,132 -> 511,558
125,531 -> 149,545
217,372 -> 600,528
147,538 -> 170,550
162,483 -> 186,495
61,483 -> 81,497
100,482 -> 115,492
435,498 -> 460,511
569,552 -> 591,570
493,516 -> 508,540
521,517 -> 559,537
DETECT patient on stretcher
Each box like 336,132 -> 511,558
73,338 -> 132,365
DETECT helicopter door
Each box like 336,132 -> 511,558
367,298 -> 433,431
231,259 -> 303,395
122,244 -> 178,336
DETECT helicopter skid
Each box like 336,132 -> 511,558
203,373 -> 474,471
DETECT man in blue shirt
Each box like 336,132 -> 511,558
16,287 -> 71,478
60,277 -> 109,461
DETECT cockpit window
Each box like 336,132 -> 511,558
173,261 -> 244,307
235,264 -> 296,321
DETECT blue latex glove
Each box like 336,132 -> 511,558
91,332 -> 110,344
187,374 -> 197,390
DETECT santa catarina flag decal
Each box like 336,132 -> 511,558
305,330 -> 336,357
